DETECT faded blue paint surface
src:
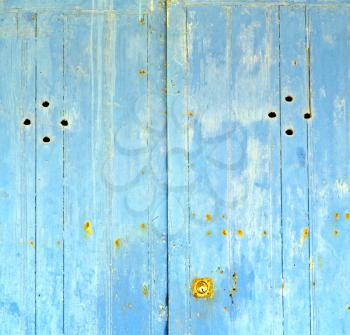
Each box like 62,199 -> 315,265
0,0 -> 349,334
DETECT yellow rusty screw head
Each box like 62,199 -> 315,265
192,278 -> 214,298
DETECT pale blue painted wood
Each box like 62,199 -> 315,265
309,7 -> 350,334
280,6 -> 311,334
35,13 -> 64,334
168,3 -> 283,334
0,12 -> 36,335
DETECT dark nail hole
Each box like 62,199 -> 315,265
60,119 -> 69,127
42,136 -> 51,143
285,96 -> 293,102
268,112 -> 277,118
304,113 -> 312,119
42,101 -> 50,108
23,118 -> 31,126
285,129 -> 294,136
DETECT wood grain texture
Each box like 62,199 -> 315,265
0,1 -> 349,334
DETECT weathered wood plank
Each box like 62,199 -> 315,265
0,12 -> 36,335
280,6 -> 310,334
35,12 -> 64,334
309,7 -> 350,334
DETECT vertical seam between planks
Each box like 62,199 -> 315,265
34,12 -> 38,335
62,14 -> 66,335
305,7 -> 313,335
146,13 -> 153,335
165,1 -> 170,333
277,6 -> 285,335
185,8 -> 192,335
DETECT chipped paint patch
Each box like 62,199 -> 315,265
205,213 -> 213,221
84,221 -> 93,236
143,284 -> 149,297
236,229 -> 244,238
114,239 -> 120,249
300,227 -> 309,246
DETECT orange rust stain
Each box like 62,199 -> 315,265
205,213 -> 213,221
309,257 -> 314,270
221,229 -> 228,236
114,239 -> 120,249
84,221 -> 93,236
345,213 -> 350,220
140,223 -> 146,230
138,69 -> 147,75
333,229 -> 339,237
143,284 -> 149,297
236,229 -> 244,237
207,230 -> 212,236
335,212 -> 340,220
300,227 -> 309,246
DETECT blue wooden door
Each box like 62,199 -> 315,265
0,0 -> 349,334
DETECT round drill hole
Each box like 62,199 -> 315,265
60,119 -> 69,127
42,101 -> 50,108
304,113 -> 312,119
42,136 -> 51,143
285,129 -> 294,136
285,96 -> 293,102
23,118 -> 31,126
268,111 -> 277,118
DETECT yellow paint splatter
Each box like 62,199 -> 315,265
114,239 -> 120,249
221,229 -> 228,236
138,69 -> 147,75
28,240 -> 35,248
335,212 -> 340,220
236,229 -> 244,238
187,111 -> 193,117
333,229 -> 339,237
140,223 -> 146,230
300,227 -> 309,246
84,221 -> 93,236
345,212 -> 350,220
143,284 -> 149,297
205,213 -> 212,221
207,230 -> 212,236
